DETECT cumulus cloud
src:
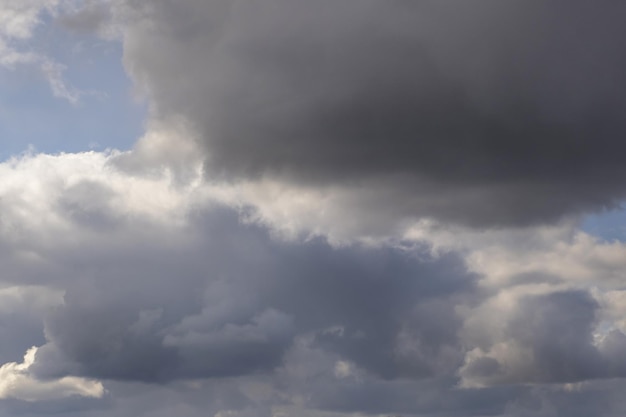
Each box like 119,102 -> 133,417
0,0 -> 86,103
0,346 -> 104,402
0,145 -> 624,416
397,221 -> 626,389
460,291 -> 605,386
0,151 -> 473,384
4,1 -> 626,416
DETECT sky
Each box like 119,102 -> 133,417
2,1 -> 626,417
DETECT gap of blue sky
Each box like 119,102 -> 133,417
582,207 -> 626,242
0,14 -> 145,160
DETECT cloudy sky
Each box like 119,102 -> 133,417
2,1 -> 626,416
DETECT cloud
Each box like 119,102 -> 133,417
0,0 -> 87,103
56,1 -> 112,36
2,145 -> 626,415
460,291 -> 607,386
0,151 -> 475,387
400,222 -> 626,388
0,0 -> 52,67
0,0 -> 58,41
0,286 -> 62,365
0,346 -> 104,402
111,0 -> 626,227
0,146 -> 626,415
29,204 -> 476,383
5,3 -> 626,414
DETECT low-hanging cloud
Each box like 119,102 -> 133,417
115,0 -> 626,226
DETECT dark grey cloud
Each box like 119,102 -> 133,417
121,0 -> 626,226
31,206 -> 477,383
0,302 -> 48,365
0,396 -> 111,417
307,377 -> 525,417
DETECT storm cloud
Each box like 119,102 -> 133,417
114,0 -> 626,226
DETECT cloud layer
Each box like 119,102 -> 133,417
0,149 -> 624,416
3,1 -> 626,417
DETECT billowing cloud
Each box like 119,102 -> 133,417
4,1 -> 626,416
0,148 -> 624,416
7,152 -> 476,383
0,346 -> 104,402
109,0 -> 626,227
0,151 -> 474,390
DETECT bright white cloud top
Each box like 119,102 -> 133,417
0,347 -> 104,402
1,2 -> 626,417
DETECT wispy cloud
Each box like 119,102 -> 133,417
0,0 -> 85,103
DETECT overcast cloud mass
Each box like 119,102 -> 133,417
120,0 -> 626,226
2,1 -> 626,416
